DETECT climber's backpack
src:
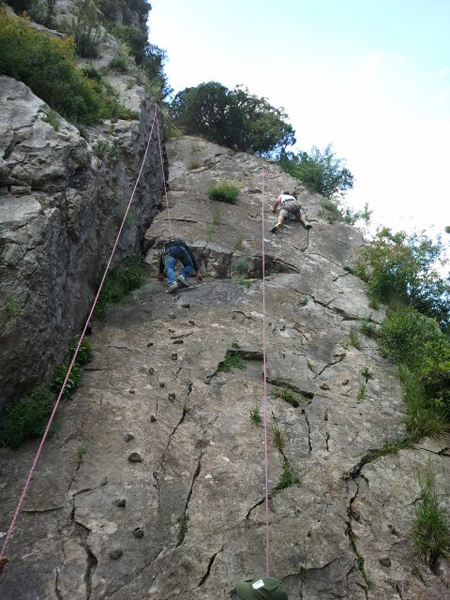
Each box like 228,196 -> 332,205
163,238 -> 186,254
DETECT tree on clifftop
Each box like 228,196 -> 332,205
170,82 -> 295,156
279,144 -> 354,199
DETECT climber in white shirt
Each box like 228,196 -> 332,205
270,192 -> 312,233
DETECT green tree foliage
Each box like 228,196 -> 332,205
0,7 -> 101,122
379,307 -> 450,407
0,7 -> 136,124
279,144 -> 354,198
354,227 -> 450,429
354,228 -> 450,330
170,82 -> 295,155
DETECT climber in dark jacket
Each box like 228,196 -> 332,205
158,238 -> 203,294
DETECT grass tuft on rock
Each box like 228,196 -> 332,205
218,350 -> 246,373
412,465 -> 450,574
207,180 -> 240,204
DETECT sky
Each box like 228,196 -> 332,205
147,0 -> 450,241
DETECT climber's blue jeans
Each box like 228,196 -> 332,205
164,246 -> 194,283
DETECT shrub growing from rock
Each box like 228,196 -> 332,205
0,7 -> 136,124
207,180 -> 240,204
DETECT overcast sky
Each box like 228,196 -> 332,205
148,0 -> 450,240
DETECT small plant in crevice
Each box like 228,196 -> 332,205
231,338 -> 240,349
412,464 -> 450,574
273,386 -> 303,408
51,362 -> 82,396
177,512 -> 189,546
349,327 -> 361,349
235,275 -> 252,288
269,458 -> 300,497
360,316 -> 378,339
347,524 -> 373,590
182,398 -> 190,415
307,360 -> 316,373
233,257 -> 250,277
42,109 -> 60,131
212,208 -> 222,225
412,565 -> 428,585
187,158 -> 200,170
234,234 -> 244,251
109,54 -> 129,73
78,126 -> 89,140
358,436 -> 411,469
69,336 -> 93,366
93,140 -> 111,159
218,350 -> 246,373
1,295 -> 22,321
272,426 -> 286,451
187,144 -> 201,170
360,366 -> 373,382
250,405 -> 262,426
356,383 -> 366,402
299,565 -> 308,583
116,205 -> 137,228
77,444 -> 87,465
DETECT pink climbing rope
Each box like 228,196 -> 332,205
156,118 -> 173,238
261,171 -> 270,577
0,107 -> 159,566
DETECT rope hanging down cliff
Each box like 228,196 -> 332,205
260,170 -> 271,577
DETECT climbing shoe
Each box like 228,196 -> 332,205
177,275 -> 190,288
166,282 -> 178,294
271,223 -> 282,233
303,221 -> 312,229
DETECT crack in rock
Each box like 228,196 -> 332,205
54,568 -> 64,600
301,408 -> 312,454
196,548 -> 223,587
176,450 -> 203,547
345,468 -> 373,598
314,354 -> 346,379
22,505 -> 65,513
245,497 -> 265,520
266,377 -> 314,402
72,521 -> 97,600
154,382 -> 194,484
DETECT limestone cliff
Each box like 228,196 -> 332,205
0,1 -> 164,409
0,136 -> 449,599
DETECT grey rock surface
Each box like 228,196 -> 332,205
0,136 -> 449,599
0,74 -> 164,409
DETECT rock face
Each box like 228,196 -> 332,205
0,136 -> 449,600
0,74 -> 163,409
